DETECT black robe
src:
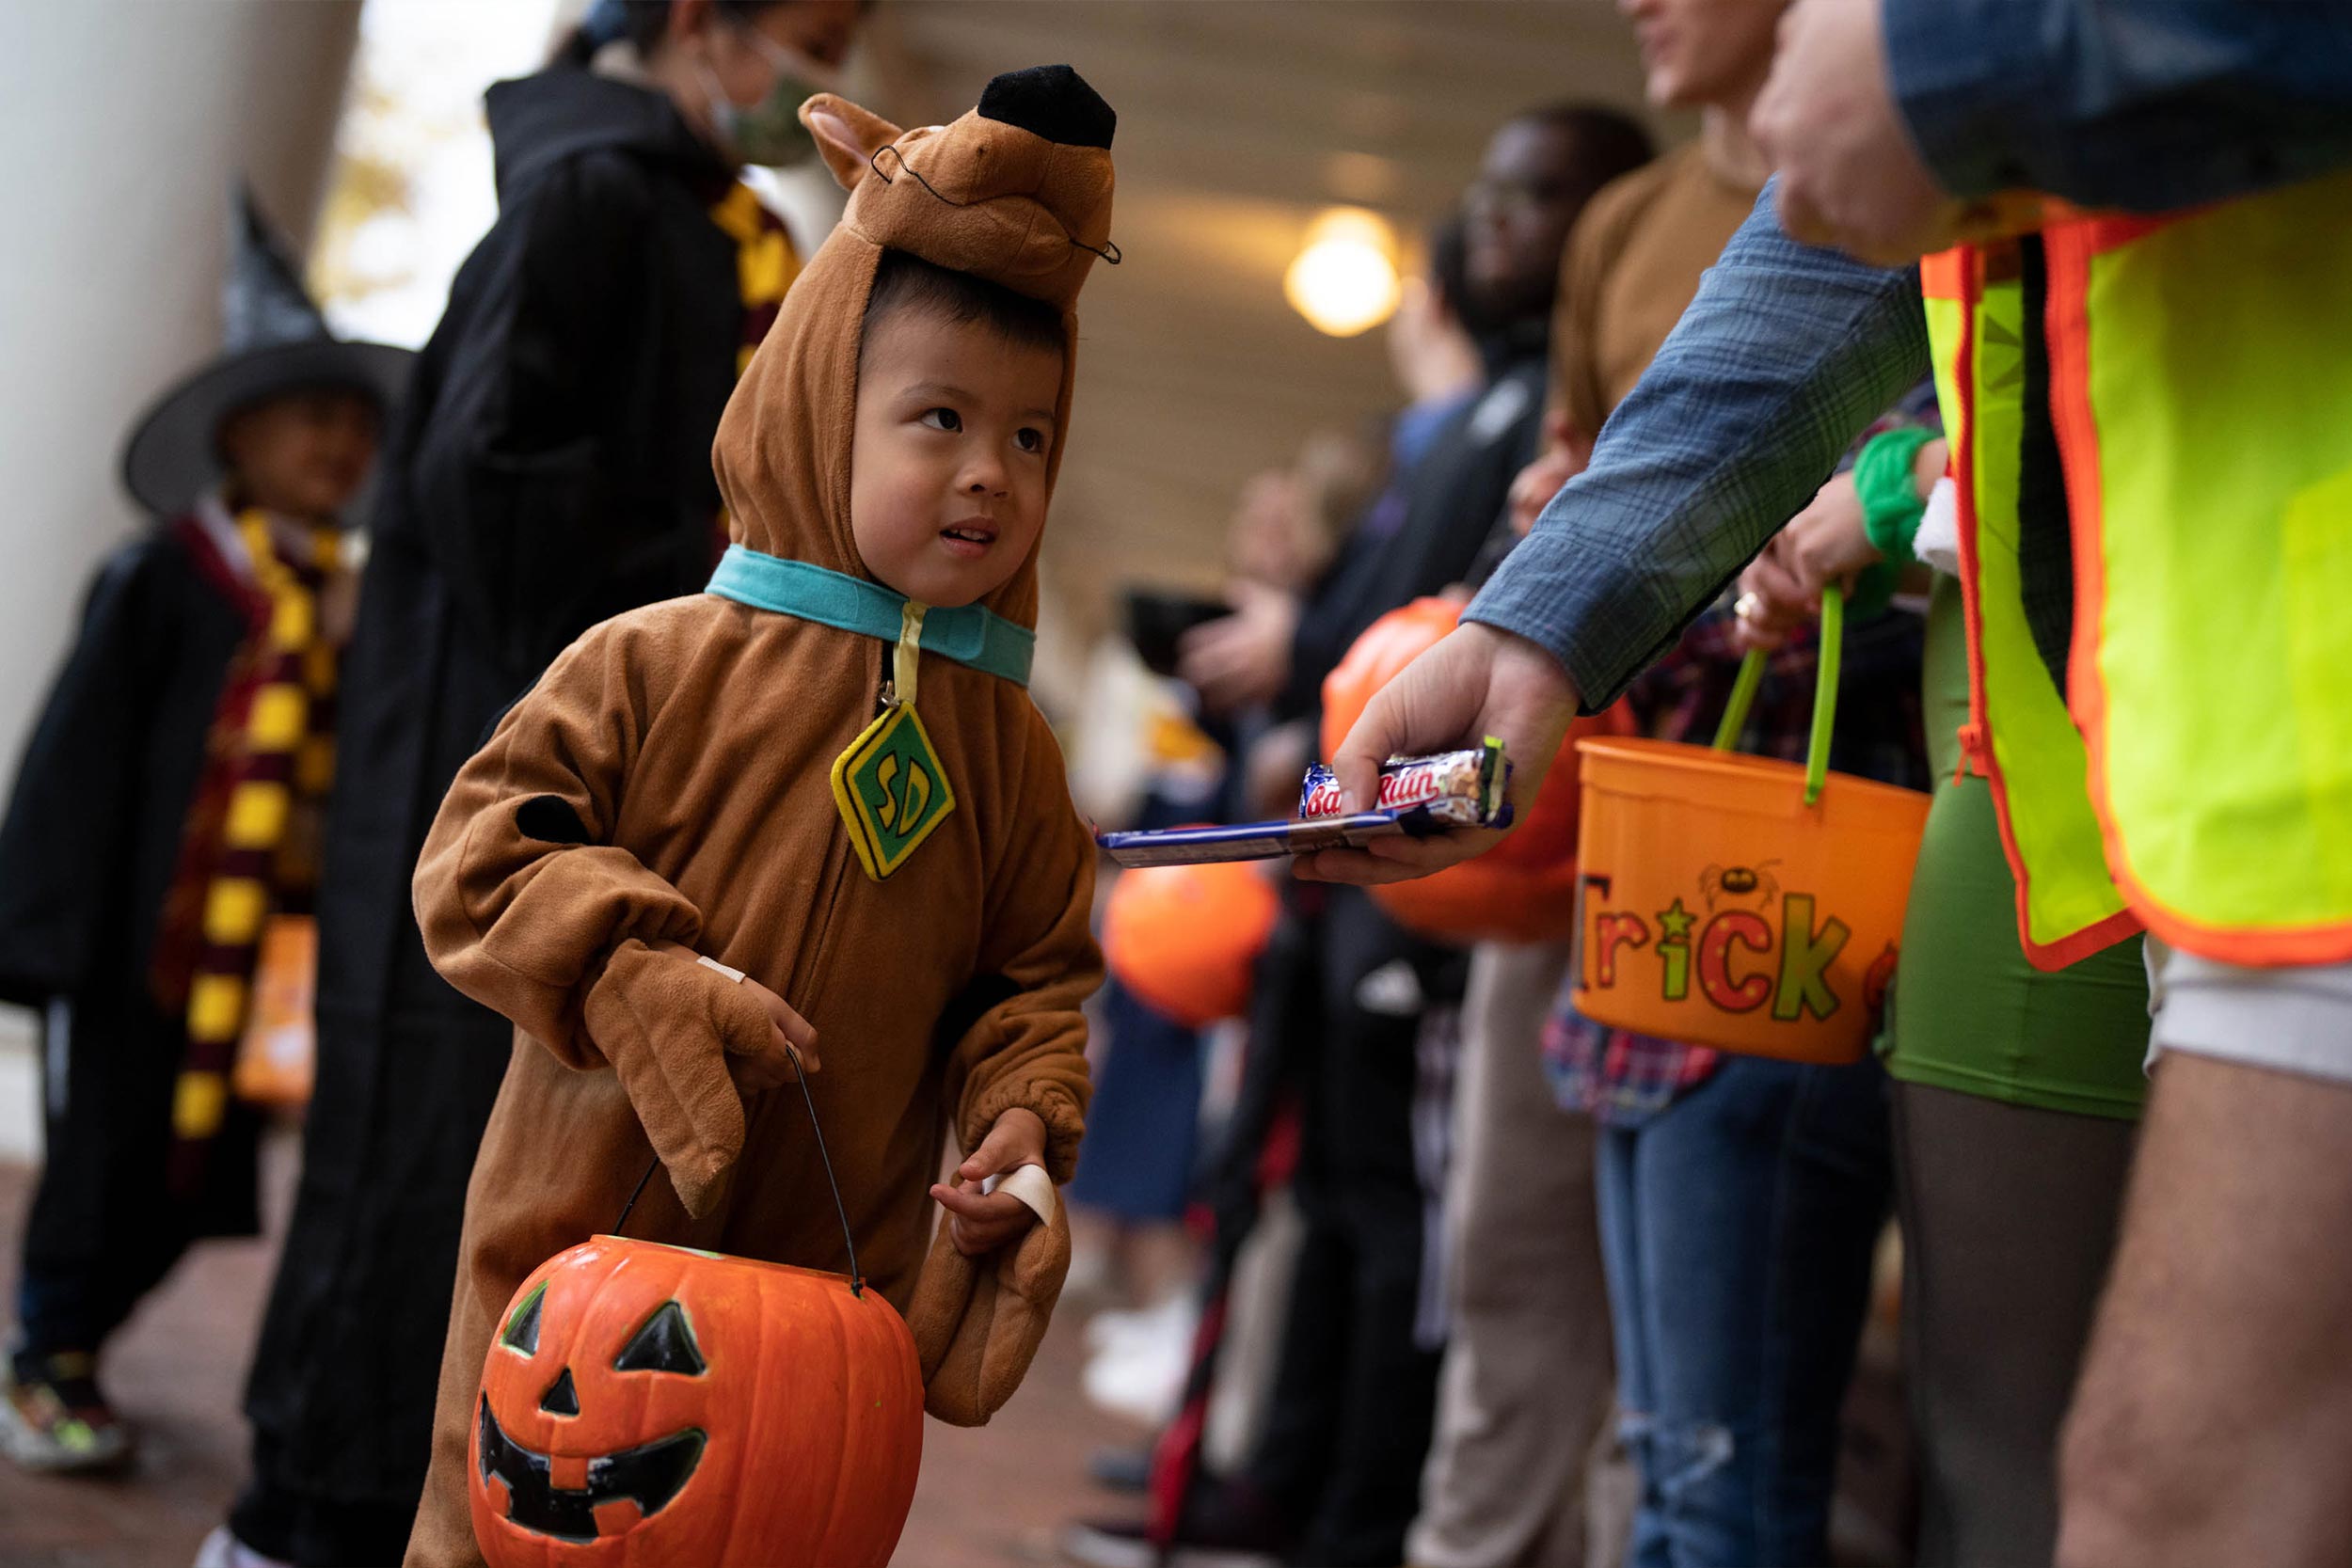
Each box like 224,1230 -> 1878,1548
0,525 -> 265,1345
239,66 -> 752,1534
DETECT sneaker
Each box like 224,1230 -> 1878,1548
1058,1518 -> 1279,1568
1082,1323 -> 1194,1426
1088,1442 -> 1156,1493
1,1351 -> 132,1473
1083,1293 -> 1196,1354
1060,1476 -> 1290,1568
193,1525 -> 295,1568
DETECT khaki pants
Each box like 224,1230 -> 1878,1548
1408,941 -> 1626,1568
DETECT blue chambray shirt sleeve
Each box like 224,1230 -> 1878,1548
1887,0 -> 2352,212
1464,182 -> 1929,710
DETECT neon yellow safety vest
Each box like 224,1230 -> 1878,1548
1921,245 -> 2140,969
2043,169 -> 2352,965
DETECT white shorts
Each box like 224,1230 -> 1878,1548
2145,937 -> 2352,1086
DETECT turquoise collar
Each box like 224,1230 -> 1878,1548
707,545 -> 1034,689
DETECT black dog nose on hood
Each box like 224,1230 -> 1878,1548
977,64 -> 1116,150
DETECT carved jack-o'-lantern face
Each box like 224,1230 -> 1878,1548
470,1237 -> 924,1568
475,1278 -> 708,1539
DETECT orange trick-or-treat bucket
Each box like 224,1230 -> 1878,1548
1570,588 -> 1929,1064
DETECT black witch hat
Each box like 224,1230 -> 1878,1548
120,185 -> 413,516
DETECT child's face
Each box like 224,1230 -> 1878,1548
849,309 -> 1063,609
218,388 -> 380,520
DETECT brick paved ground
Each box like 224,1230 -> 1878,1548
0,1137 -> 1146,1567
0,1140 -> 1915,1568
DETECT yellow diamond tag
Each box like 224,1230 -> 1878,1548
830,703 -> 956,881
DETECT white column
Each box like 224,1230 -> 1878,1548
0,0 -> 361,763
0,0 -> 361,1155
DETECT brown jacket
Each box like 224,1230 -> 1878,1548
404,69 -> 1116,1566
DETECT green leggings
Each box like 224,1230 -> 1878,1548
1883,580 -> 2148,1118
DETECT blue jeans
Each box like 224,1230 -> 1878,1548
1596,1053 -> 1893,1567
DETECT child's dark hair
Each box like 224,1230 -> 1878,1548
860,250 -> 1065,365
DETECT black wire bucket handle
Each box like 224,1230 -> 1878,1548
611,1042 -> 864,1296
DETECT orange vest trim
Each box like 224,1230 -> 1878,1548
1932,242 -> 2143,972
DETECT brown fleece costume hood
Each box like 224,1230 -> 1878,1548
404,68 -> 1114,1567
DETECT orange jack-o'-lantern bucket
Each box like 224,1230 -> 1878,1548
471,1238 -> 923,1567
1570,589 -> 1929,1064
473,1066 -> 923,1566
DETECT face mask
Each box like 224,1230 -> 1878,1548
698,24 -> 841,168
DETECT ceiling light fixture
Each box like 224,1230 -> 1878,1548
1283,207 -> 1401,339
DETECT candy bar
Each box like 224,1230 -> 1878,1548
1096,740 -> 1512,867
1300,741 -> 1506,824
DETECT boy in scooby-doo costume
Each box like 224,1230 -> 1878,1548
405,66 -> 1115,1563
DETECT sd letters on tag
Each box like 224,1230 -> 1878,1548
831,702 -> 958,880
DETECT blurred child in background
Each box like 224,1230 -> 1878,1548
0,194 -> 405,1475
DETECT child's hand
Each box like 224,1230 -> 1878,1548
930,1108 -> 1050,1257
1734,470 -> 1874,652
725,972 -> 820,1091
649,941 -> 819,1090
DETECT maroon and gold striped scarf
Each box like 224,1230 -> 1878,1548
151,508 -> 344,1197
707,180 -> 799,559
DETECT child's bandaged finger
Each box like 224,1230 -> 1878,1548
930,1182 -> 1033,1257
979,1164 -> 1057,1227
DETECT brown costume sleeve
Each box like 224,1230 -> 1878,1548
903,715 -> 1100,1425
413,619 -> 781,1215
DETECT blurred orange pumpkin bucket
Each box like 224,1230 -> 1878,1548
1569,588 -> 1929,1064
1103,858 -> 1279,1029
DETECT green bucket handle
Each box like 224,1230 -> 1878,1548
1710,582 -> 1842,807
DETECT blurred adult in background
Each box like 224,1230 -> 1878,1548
0,196 -> 406,1478
1070,108 -> 1652,1568
1226,435 -> 1368,605
211,3 -> 861,1563
1178,105 -> 1654,730
1225,116 -> 1650,1568
1410,8 -> 1782,1568
1168,321 -> 1466,723
1070,434 -> 1375,1441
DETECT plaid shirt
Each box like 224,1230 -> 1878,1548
1466,181 -> 1931,711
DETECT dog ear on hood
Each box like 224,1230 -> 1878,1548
801,93 -> 907,193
